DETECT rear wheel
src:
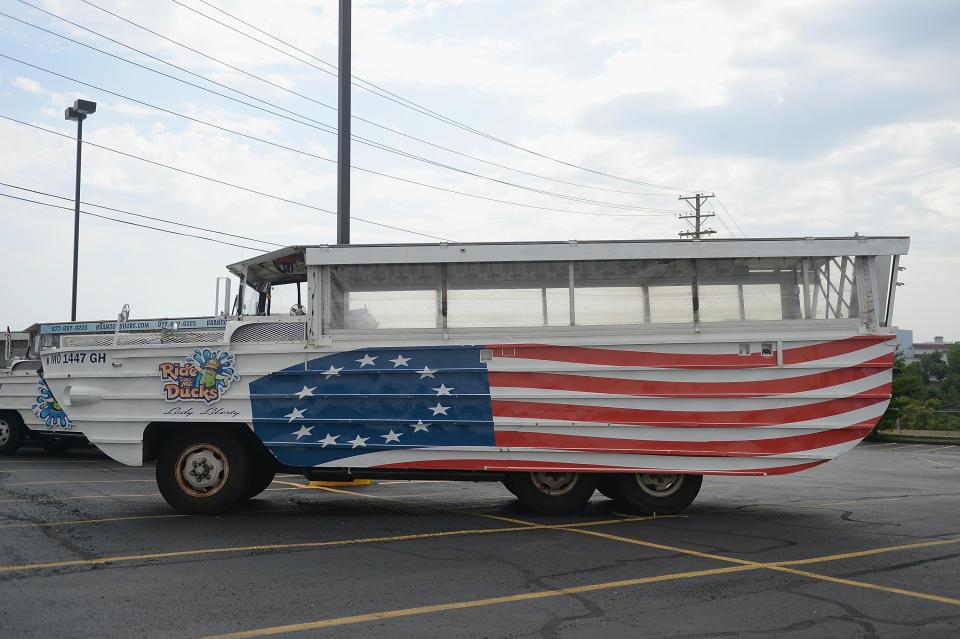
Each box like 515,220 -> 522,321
504,472 -> 597,515
0,414 -> 25,455
614,473 -> 702,514
156,428 -> 248,514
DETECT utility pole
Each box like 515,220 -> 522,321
678,193 -> 716,239
336,0 -> 351,244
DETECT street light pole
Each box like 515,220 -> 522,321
64,99 -> 97,322
337,0 -> 351,245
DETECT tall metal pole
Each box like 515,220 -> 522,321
336,0 -> 351,244
70,114 -> 84,321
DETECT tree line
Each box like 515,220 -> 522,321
878,343 -> 960,431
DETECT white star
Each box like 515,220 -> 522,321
292,425 -> 314,440
348,434 -> 369,448
417,366 -> 437,379
356,353 -> 378,367
322,365 -> 343,379
429,403 -> 450,416
433,383 -> 454,396
411,419 -> 430,432
295,386 -> 316,400
381,429 -> 402,443
284,407 -> 307,423
389,354 -> 412,367
318,433 -> 339,448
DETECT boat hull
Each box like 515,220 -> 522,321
41,327 -> 894,474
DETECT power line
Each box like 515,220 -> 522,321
170,0 -> 709,192
708,202 -> 735,237
0,114 -> 454,242
0,54 -> 679,219
1,190 -> 268,251
0,14 -> 681,214
50,0 -> 680,199
0,181 -> 284,248
715,197 -> 747,237
7,5 -> 674,213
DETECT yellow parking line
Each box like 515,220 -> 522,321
200,564 -> 759,639
0,459 -> 114,464
0,492 -> 163,503
5,479 -> 156,486
478,512 -> 960,609
0,514 -> 190,529
0,486 -> 301,504
772,566 -> 960,606
0,506 -> 333,530
377,480 -> 455,485
0,468 -> 152,474
778,536 -> 960,567
0,524 -> 535,574
0,506 -> 675,573
196,527 -> 960,639
473,512 -> 738,563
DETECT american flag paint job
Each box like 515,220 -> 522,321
249,335 -> 895,476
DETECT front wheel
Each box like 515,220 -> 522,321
614,473 -> 702,515
0,414 -> 25,455
156,429 -> 249,514
504,472 -> 597,515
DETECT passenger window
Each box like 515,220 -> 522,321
574,260 -> 694,325
447,261 -> 570,328
330,264 -> 441,329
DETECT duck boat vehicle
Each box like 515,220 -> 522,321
40,236 -> 909,515
0,327 -> 86,455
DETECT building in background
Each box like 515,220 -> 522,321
911,336 -> 954,363
894,329 -> 914,361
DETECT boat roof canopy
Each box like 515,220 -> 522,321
227,236 -> 909,287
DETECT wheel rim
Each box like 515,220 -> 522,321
529,472 -> 579,496
175,443 -> 229,498
0,419 -> 10,447
634,473 -> 683,498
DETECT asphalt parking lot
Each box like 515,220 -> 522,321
1,442 -> 959,639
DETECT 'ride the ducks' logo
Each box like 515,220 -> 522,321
159,349 -> 239,404
33,378 -> 71,429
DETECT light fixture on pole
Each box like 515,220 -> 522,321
64,98 -> 96,322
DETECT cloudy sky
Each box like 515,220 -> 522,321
0,0 -> 957,339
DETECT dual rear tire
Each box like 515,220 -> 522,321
598,473 -> 702,514
504,471 -> 702,516
503,472 -> 598,515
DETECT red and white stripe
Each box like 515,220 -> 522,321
485,335 -> 893,474
319,335 -> 894,476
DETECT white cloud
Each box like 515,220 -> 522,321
0,0 -> 956,341
11,76 -> 44,94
